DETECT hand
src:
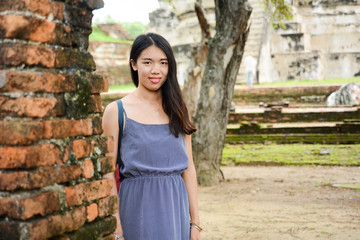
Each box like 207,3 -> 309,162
190,226 -> 202,240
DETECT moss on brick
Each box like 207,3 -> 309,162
64,71 -> 91,119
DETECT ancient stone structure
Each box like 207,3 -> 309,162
326,82 -> 360,106
148,0 -> 360,84
0,0 -> 117,239
89,41 -> 132,85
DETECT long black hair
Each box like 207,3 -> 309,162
129,33 -> 196,137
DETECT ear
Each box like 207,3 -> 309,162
130,59 -> 137,71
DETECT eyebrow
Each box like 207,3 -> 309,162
140,58 -> 168,61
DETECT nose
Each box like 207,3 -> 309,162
151,63 -> 161,74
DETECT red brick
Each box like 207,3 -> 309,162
65,5 -> 93,30
82,160 -> 94,179
72,139 -> 92,159
44,119 -> 93,139
0,165 -> 82,191
0,0 -> 64,20
89,74 -> 109,93
86,203 -> 98,222
0,70 -> 77,93
0,144 -> 60,169
64,179 -> 113,207
0,42 -> 55,68
0,15 -> 55,42
29,206 -> 86,239
88,94 -> 103,113
0,221 -> 20,239
0,191 -> 60,220
54,48 -> 96,71
0,96 -> 58,117
92,116 -> 103,135
98,195 -> 118,217
61,145 -> 71,164
0,120 -> 43,145
98,156 -> 116,174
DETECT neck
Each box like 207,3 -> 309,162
134,86 -> 162,104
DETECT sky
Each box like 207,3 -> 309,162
93,0 -> 160,24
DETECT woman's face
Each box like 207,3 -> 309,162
131,45 -> 169,92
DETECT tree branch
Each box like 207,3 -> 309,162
195,1 -> 211,40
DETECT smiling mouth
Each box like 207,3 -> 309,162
149,77 -> 161,84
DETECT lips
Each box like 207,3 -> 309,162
149,77 -> 161,84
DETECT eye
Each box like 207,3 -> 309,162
143,61 -> 151,64
161,61 -> 168,65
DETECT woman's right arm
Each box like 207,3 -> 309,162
102,101 -> 124,238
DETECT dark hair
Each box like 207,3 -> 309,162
129,33 -> 196,137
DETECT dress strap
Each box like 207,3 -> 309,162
116,100 -> 125,184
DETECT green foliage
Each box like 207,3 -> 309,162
121,22 -> 148,38
262,0 -> 293,28
222,144 -> 360,166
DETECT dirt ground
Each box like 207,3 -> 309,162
198,166 -> 360,240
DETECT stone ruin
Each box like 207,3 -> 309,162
147,0 -> 360,84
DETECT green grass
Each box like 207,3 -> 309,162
108,84 -> 136,92
222,144 -> 360,166
238,78 -> 360,87
89,25 -> 133,43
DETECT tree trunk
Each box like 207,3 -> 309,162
183,1 -> 210,118
192,0 -> 252,185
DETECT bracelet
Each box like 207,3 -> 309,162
190,221 -> 203,232
113,234 -> 124,239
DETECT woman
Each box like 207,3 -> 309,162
102,33 -> 202,240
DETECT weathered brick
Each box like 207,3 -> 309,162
87,94 -> 103,113
61,145 -> 71,164
28,206 -> 86,239
64,5 -> 93,29
0,165 -> 82,191
0,144 -> 60,169
0,121 -> 43,145
86,203 -> 98,222
59,216 -> 116,240
0,0 -> 65,20
0,42 -> 55,68
89,74 -> 109,93
54,48 -> 96,71
0,96 -> 58,117
82,160 -> 94,179
0,70 -> 77,93
44,119 -> 93,139
92,116 -> 103,135
64,179 -> 113,207
0,220 -> 20,239
98,156 -> 115,174
98,195 -> 118,218
0,15 -> 55,41
72,139 -> 92,159
0,191 -> 60,220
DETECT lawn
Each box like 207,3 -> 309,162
222,144 -> 360,166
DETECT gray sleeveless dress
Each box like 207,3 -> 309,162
118,110 -> 190,239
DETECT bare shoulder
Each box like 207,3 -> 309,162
102,101 -> 119,136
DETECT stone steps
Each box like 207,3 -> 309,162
237,0 -> 266,83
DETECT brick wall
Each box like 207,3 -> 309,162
0,0 -> 117,239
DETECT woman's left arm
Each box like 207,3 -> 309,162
182,134 -> 202,240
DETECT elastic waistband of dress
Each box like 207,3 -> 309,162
122,173 -> 182,181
